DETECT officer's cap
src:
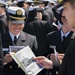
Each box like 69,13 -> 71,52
17,0 -> 27,7
29,6 -> 42,12
42,0 -> 50,2
17,0 -> 27,3
27,0 -> 33,3
7,6 -> 25,24
33,0 -> 43,4
0,0 -> 8,8
50,0 -> 55,4
10,1 -> 18,6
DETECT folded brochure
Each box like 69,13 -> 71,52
9,46 -> 44,75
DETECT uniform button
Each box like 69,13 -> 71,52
60,60 -> 62,64
56,71 -> 58,75
9,66 -> 12,69
49,72 -> 51,75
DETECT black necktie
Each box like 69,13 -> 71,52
62,36 -> 66,50
63,36 -> 66,41
14,36 -> 17,44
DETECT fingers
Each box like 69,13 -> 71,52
50,54 -> 56,60
57,53 -> 64,56
5,54 -> 11,57
33,56 -> 46,60
50,53 -> 64,61
4,54 -> 12,63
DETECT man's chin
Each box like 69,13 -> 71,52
13,32 -> 19,35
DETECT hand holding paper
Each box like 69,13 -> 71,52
9,46 -> 44,75
50,45 -> 58,61
54,46 -> 58,61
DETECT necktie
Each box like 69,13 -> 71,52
63,36 -> 66,41
14,36 -> 17,44
62,36 -> 66,50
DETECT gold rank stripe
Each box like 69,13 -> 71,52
9,15 -> 26,20
0,4 -> 4,6
33,0 -> 40,2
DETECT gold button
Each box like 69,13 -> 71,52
56,71 -> 58,75
60,60 -> 62,64
9,66 -> 12,68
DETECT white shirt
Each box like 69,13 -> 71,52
61,29 -> 70,41
9,32 -> 20,42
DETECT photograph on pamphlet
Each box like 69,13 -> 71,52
9,46 -> 44,75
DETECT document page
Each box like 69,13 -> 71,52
9,52 -> 25,71
10,46 -> 44,75
9,46 -> 24,52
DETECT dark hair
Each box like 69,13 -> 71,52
27,2 -> 32,6
27,11 -> 37,22
43,1 -> 49,6
17,1 -> 24,7
0,5 -> 6,8
58,9 -> 63,24
63,0 -> 75,8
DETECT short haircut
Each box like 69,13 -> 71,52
63,0 -> 75,8
17,1 -> 24,7
43,1 -> 49,7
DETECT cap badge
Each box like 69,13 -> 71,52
16,9 -> 23,16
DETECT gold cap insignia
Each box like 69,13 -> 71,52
16,9 -> 23,16
34,0 -> 36,1
0,4 -> 4,6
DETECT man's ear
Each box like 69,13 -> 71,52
36,12 -> 40,17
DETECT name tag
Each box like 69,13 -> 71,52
3,48 -> 9,51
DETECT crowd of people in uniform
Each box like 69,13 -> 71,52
0,0 -> 75,75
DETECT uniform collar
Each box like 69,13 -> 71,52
61,29 -> 70,41
9,31 -> 20,42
